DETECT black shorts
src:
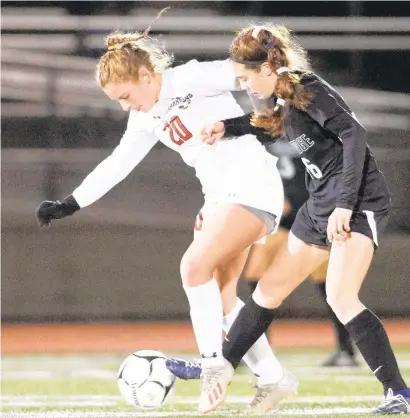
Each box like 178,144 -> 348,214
291,202 -> 389,249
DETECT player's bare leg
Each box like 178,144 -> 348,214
254,232 -> 329,309
166,250 -> 249,381
325,233 -> 373,324
216,248 -> 250,315
311,261 -> 359,367
179,203 -> 268,413
326,233 -> 410,414
202,232 -> 329,414
216,249 -> 286,399
244,228 -> 289,281
245,233 -> 328,412
167,247 -> 286,401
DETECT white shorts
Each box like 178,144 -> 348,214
193,201 -> 278,245
193,144 -> 285,245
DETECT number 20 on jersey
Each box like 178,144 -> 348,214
163,116 -> 192,146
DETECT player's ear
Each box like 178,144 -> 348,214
139,67 -> 151,83
261,63 -> 273,76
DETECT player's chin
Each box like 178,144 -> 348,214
252,92 -> 268,99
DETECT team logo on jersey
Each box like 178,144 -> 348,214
168,93 -> 193,111
289,133 -> 315,154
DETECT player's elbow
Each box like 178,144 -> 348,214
340,122 -> 367,145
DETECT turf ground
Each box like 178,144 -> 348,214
2,346 -> 410,418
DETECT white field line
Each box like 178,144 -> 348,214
1,406 -> 372,417
1,394 -> 382,406
234,373 -> 376,382
1,368 -> 380,380
3,355 -> 410,369
3,358 -> 409,373
2,370 -> 116,379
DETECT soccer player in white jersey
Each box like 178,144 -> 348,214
35,11 -> 297,414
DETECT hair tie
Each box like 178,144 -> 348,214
273,97 -> 286,112
251,26 -> 264,40
107,34 -> 145,52
276,67 -> 290,75
229,27 -> 277,66
252,27 -> 276,50
108,42 -> 129,52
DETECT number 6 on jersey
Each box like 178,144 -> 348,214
301,158 -> 323,179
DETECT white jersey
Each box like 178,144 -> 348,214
73,60 -> 284,218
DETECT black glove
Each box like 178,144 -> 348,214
36,195 -> 80,227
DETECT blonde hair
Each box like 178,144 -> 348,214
97,8 -> 174,88
230,24 -> 311,137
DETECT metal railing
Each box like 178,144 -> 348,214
2,12 -> 410,53
3,49 -> 410,130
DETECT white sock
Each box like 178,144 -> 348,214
184,278 -> 224,369
223,298 -> 283,384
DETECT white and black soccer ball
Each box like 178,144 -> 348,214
118,350 -> 176,409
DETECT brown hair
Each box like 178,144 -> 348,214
230,25 -> 311,136
97,8 -> 173,88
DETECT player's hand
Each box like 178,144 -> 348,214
199,122 -> 225,145
36,195 -> 80,227
327,208 -> 352,243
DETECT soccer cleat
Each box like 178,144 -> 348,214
165,358 -> 201,380
372,388 -> 410,414
198,358 -> 234,414
320,350 -> 360,368
248,368 -> 299,413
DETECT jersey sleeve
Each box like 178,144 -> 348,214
304,77 -> 367,210
223,113 -> 276,144
178,59 -> 241,96
223,113 -> 254,136
72,112 -> 158,208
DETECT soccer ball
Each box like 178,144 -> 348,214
118,350 -> 176,409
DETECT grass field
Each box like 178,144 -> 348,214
2,346 -> 410,417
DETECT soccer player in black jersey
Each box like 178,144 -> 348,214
244,143 -> 359,368
198,25 -> 410,414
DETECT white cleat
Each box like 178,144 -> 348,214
198,358 -> 235,414
248,368 -> 299,414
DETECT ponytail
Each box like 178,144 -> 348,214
230,24 -> 311,136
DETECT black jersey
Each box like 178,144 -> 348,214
267,140 -> 308,229
224,72 -> 391,219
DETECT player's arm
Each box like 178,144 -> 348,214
304,78 -> 367,210
200,113 -> 275,145
36,113 -> 158,226
223,113 -> 273,141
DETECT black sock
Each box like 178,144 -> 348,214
223,297 -> 275,369
247,280 -> 271,342
345,309 -> 408,393
316,281 -> 355,356
248,279 -> 258,295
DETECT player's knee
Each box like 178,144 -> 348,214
326,291 -> 360,321
326,291 -> 341,312
253,283 -> 283,309
180,253 -> 212,286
